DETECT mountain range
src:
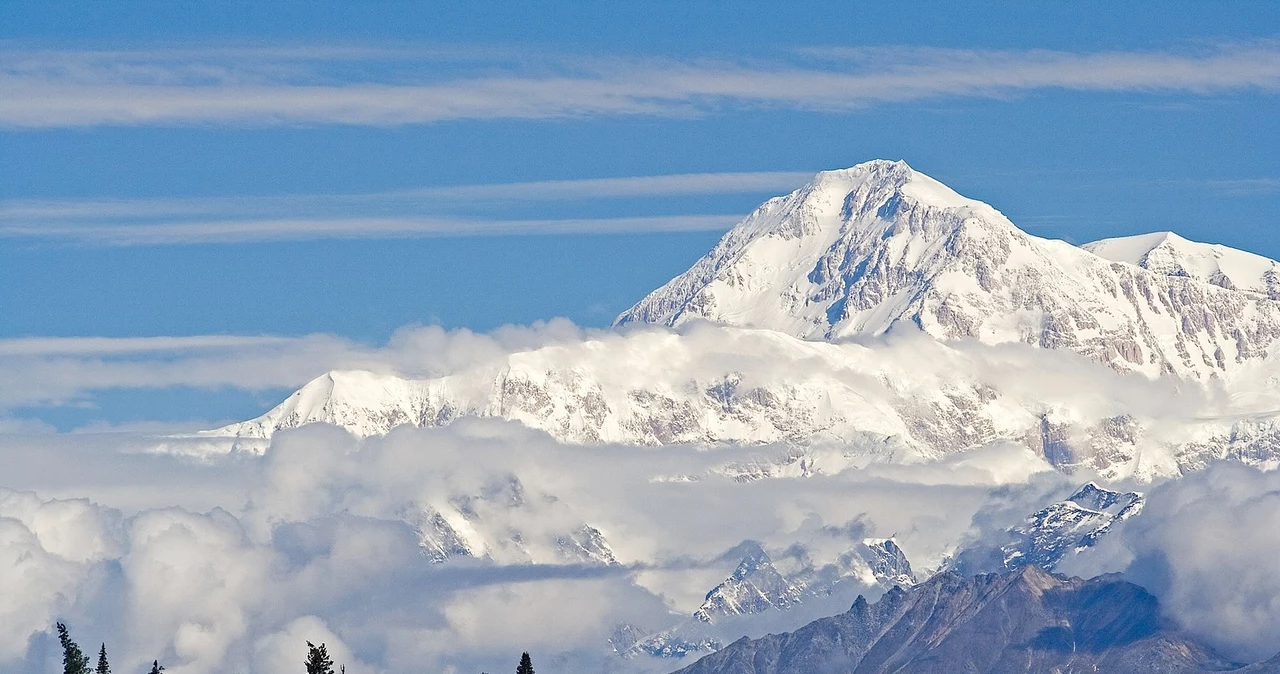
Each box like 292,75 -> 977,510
176,160 -> 1280,672
198,160 -> 1280,483
671,565 -> 1280,674
619,481 -> 1142,664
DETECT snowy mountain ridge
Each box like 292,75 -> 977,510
200,322 -> 1280,482
1085,231 -> 1280,299
956,482 -> 1145,573
693,538 -> 915,625
617,160 -> 1280,380
198,160 -> 1280,482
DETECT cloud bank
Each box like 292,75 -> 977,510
0,420 -> 1033,674
1059,462 -> 1280,663
0,214 -> 742,245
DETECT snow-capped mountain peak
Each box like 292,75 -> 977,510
995,482 -> 1144,572
616,159 -> 1280,379
615,159 -> 1023,342
691,537 -> 917,625
1084,230 -> 1280,298
197,161 -> 1280,483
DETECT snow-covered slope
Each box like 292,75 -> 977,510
406,473 -> 618,566
1085,231 -> 1280,298
616,160 -> 1280,379
201,323 -> 1280,482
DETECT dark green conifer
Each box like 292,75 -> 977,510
516,652 -> 534,674
55,623 -> 90,674
147,660 -> 165,674
95,643 -> 110,674
305,641 -> 335,674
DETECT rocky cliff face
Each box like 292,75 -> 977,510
617,160 -> 1280,380
671,566 -> 1279,674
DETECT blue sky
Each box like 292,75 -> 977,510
2,1 -> 1279,428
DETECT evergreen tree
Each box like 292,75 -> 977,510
304,641 -> 335,674
55,623 -> 90,674
515,652 -> 534,674
95,643 -> 110,674
147,660 -> 165,674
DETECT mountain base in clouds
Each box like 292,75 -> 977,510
671,566 -> 1279,674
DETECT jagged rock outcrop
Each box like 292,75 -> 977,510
952,482 -> 1144,574
693,539 -> 916,624
1001,482 -> 1143,571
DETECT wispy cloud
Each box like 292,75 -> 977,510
0,170 -> 804,244
1202,178 -> 1280,196
0,214 -> 741,245
0,335 -> 295,356
403,171 -> 815,201
0,171 -> 808,220
1,43 -> 1278,127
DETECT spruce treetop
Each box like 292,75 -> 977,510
55,623 -> 90,674
95,643 -> 110,674
305,641 -> 336,674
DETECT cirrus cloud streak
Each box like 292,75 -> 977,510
1,43 -> 1278,128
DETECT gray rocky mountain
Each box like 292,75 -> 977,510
671,566 -> 1280,674
1000,482 -> 1143,572
623,539 -> 917,661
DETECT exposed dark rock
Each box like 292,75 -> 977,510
671,566 -> 1277,674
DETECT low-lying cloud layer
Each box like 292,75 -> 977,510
0,420 -> 1042,674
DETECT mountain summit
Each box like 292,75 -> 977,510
617,160 -> 1280,379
